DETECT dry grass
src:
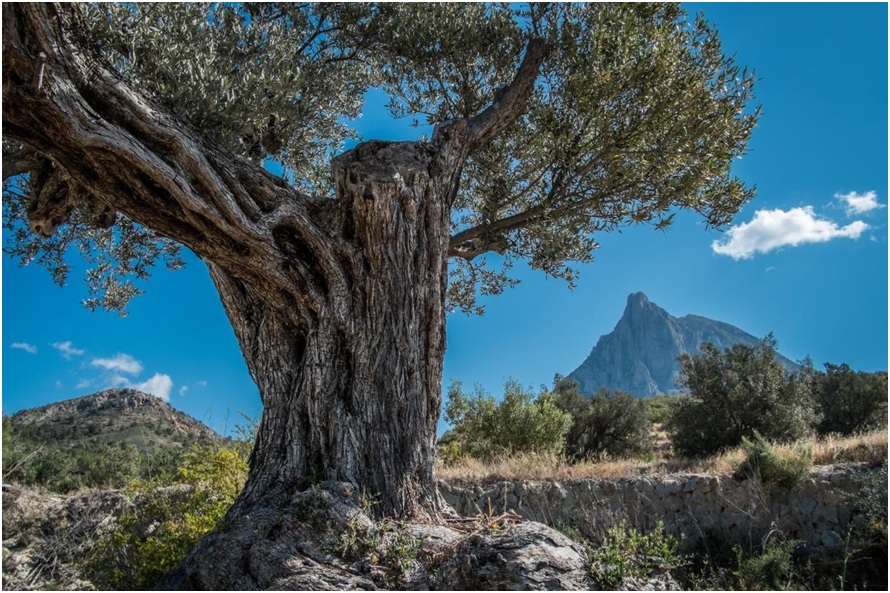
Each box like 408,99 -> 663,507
437,427 -> 888,483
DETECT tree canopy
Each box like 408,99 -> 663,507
3,2 -> 758,314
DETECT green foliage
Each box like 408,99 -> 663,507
642,395 -> 687,425
731,539 -> 806,591
841,461 -> 889,590
814,364 -> 888,436
436,430 -> 463,467
587,522 -> 684,589
553,379 -> 652,460
2,435 -> 172,493
2,423 -> 209,493
2,393 -> 226,493
737,432 -> 813,489
79,3 -> 369,190
5,3 -> 757,314
446,3 -> 758,312
86,444 -> 249,590
444,379 -> 571,461
671,336 -> 817,457
2,167 -> 185,313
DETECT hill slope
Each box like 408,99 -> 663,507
568,292 -> 800,396
3,389 -> 223,491
9,388 -> 221,451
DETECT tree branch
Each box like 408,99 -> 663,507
448,204 -> 545,260
464,38 -> 549,151
2,145 -> 40,180
2,3 -> 332,296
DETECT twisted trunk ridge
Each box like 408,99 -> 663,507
212,140 -> 457,518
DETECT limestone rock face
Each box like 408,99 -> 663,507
568,292 -> 799,396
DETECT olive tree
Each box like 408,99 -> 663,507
3,3 -> 756,523
553,379 -> 653,460
444,379 -> 571,460
671,337 -> 817,457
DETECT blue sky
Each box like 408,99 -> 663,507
3,3 -> 887,436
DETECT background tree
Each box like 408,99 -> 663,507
444,379 -> 571,461
553,378 -> 652,460
671,337 -> 817,457
813,364 -> 888,436
3,1 -> 756,528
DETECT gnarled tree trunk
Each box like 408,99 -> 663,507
2,3 -> 544,521
209,140 -> 458,518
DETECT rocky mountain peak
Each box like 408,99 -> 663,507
625,291 -> 652,310
567,293 -> 799,397
619,292 -> 671,326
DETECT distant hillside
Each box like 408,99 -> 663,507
568,293 -> 801,397
8,388 -> 222,451
3,389 -> 223,491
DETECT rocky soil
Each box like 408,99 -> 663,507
1,480 -> 682,590
1,484 -> 131,590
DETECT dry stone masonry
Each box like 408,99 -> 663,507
441,465 -> 860,557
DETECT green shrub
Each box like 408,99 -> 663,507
553,379 -> 652,460
86,444 -> 249,589
671,336 -> 817,458
814,364 -> 888,436
444,379 -> 571,460
587,522 -> 684,589
840,461 -> 889,590
642,395 -> 687,425
731,538 -> 806,591
737,432 -> 812,488
436,430 -> 463,466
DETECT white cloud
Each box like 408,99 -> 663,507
109,375 -> 131,387
11,342 -> 37,354
196,380 -> 208,388
92,353 -> 143,375
179,385 -> 189,396
52,341 -> 85,359
835,190 -> 885,215
132,373 -> 174,402
75,379 -> 93,390
109,372 -> 174,402
712,206 -> 869,260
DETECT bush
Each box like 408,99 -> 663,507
841,461 -> 888,590
86,444 -> 249,589
671,336 -> 817,458
444,379 -> 571,461
736,432 -> 812,488
553,379 -> 652,460
731,538 -> 807,591
643,395 -> 687,425
814,364 -> 888,436
587,522 -> 684,589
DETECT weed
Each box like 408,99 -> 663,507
586,521 -> 684,589
736,431 -> 813,489
731,538 -> 807,591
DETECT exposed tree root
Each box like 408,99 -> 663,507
159,482 -> 593,591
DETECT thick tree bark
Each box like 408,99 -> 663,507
207,140 -> 457,518
3,3 -> 546,520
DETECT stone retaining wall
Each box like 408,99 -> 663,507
441,465 -> 861,556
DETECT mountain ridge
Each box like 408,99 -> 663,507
3,388 -> 224,491
9,388 -> 222,449
567,292 -> 800,397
